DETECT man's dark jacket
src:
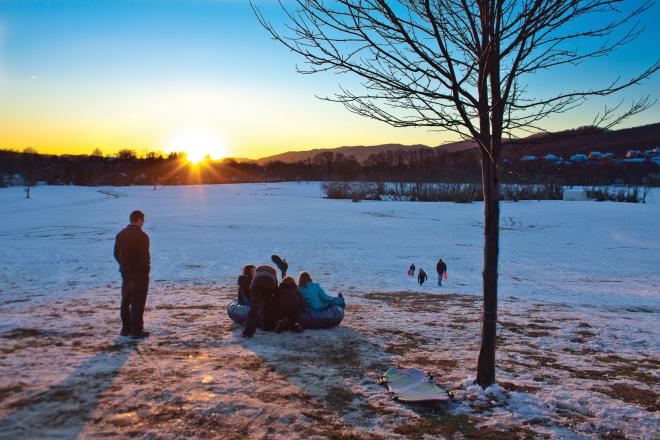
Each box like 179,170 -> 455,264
436,261 -> 447,274
114,225 -> 150,278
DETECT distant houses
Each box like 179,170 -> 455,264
570,153 -> 588,162
517,147 -> 660,165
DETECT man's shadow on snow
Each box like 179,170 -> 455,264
236,323 -> 394,427
0,337 -> 142,439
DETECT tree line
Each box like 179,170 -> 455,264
1,148 -> 657,189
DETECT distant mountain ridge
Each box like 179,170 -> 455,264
252,122 -> 660,164
254,143 -> 432,164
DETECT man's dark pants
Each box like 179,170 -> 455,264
121,275 -> 149,335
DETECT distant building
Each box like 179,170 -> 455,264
622,158 -> 646,164
563,188 -> 589,201
570,153 -> 588,162
543,154 -> 560,161
522,155 -> 537,161
625,149 -> 641,158
589,151 -> 604,159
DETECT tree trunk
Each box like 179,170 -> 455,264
476,147 -> 500,387
475,1 -> 502,388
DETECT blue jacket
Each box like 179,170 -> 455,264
298,282 -> 344,310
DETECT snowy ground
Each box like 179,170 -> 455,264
0,183 -> 658,439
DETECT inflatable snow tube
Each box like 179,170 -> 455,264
295,305 -> 344,329
227,300 -> 249,326
226,300 -> 344,330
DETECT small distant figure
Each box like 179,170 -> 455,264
273,276 -> 304,333
114,210 -> 150,339
243,265 -> 278,338
271,255 -> 289,278
237,264 -> 256,305
436,258 -> 448,286
417,268 -> 428,286
407,263 -> 416,277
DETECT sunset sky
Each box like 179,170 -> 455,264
0,0 -> 658,159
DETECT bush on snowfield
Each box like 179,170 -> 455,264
586,185 -> 650,203
322,181 -> 568,203
321,181 -> 382,201
501,184 -> 563,202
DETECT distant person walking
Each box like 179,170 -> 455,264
417,268 -> 428,286
114,210 -> 150,339
436,258 -> 447,286
407,263 -> 416,277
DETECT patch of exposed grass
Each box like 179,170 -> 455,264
237,356 -> 265,371
500,321 -> 552,338
499,381 -> 541,393
526,330 -> 551,338
2,298 -> 29,304
385,341 -> 420,355
595,383 -> 658,412
363,291 -> 477,314
155,304 -> 217,310
528,322 -> 560,331
0,385 -> 24,401
406,356 -> 459,370
325,386 -> 358,411
559,361 -> 657,384
325,430 -> 385,440
526,354 -> 558,367
301,410 -> 328,423
7,385 -> 77,410
394,413 -> 533,439
359,402 -> 394,416
3,328 -> 54,339
562,346 -> 599,355
595,354 -> 627,363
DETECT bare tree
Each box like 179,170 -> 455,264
253,0 -> 658,387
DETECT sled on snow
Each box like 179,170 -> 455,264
380,367 -> 451,403
227,300 -> 344,330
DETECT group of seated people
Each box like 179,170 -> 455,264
238,264 -> 345,337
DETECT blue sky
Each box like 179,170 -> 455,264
0,0 -> 658,158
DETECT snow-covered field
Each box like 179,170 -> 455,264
0,183 -> 658,439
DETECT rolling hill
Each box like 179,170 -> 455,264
252,122 -> 660,164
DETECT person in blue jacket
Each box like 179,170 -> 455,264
297,272 -> 344,310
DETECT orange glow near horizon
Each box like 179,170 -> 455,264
165,130 -> 226,164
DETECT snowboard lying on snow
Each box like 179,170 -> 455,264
380,367 -> 451,402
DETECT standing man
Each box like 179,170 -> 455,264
114,210 -> 150,339
436,258 -> 447,286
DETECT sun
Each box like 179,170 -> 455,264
166,131 -> 226,164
